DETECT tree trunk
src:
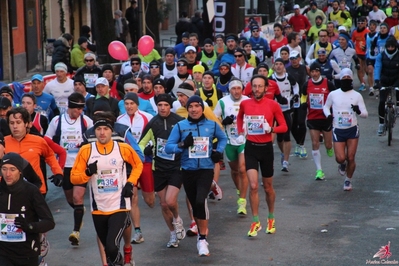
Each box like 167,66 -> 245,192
144,0 -> 160,45
90,0 -> 117,63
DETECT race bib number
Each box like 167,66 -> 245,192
189,137 -> 209,158
245,115 -> 265,135
229,126 -> 238,137
0,213 -> 26,242
337,112 -> 352,128
157,138 -> 175,161
84,73 -> 98,88
309,93 -> 324,109
256,49 -> 264,62
97,170 -> 119,193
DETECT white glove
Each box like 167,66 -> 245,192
263,119 -> 272,133
236,135 -> 245,145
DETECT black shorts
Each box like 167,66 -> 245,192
153,170 -> 183,192
366,58 -> 375,66
62,167 -> 87,190
333,125 -> 359,142
307,119 -> 332,132
277,110 -> 292,142
357,54 -> 366,60
244,140 -> 274,178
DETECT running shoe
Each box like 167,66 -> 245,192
40,234 -> 49,257
211,181 -> 223,200
326,148 -> 334,157
294,145 -> 300,156
131,231 -> 144,244
187,222 -> 198,236
338,163 -> 347,176
197,239 -> 210,256
167,234 -> 179,248
38,258 -> 48,266
266,218 -> 276,234
219,160 -> 226,170
124,245 -> 135,265
358,83 -> 365,91
369,87 -> 374,96
237,198 -> 247,215
68,231 -> 80,246
247,221 -> 262,237
281,161 -> 289,172
299,146 -> 307,158
173,218 -> 186,240
378,124 -> 385,136
315,169 -> 325,180
280,153 -> 284,165
343,180 -> 352,191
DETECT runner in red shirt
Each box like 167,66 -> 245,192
269,23 -> 288,60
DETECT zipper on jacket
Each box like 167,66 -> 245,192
197,124 -> 200,169
8,194 -> 11,210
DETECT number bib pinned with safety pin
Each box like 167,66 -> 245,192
0,213 -> 26,242
245,115 -> 265,135
189,137 -> 209,158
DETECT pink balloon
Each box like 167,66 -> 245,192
138,35 -> 154,56
108,41 -> 128,60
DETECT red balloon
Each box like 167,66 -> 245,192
108,41 -> 128,60
138,35 -> 154,56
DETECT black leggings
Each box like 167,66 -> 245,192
92,212 -> 129,265
291,107 -> 307,145
182,169 -> 214,220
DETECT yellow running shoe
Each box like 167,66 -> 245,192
237,198 -> 247,215
266,218 -> 276,234
247,222 -> 262,237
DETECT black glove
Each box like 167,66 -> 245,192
14,216 -> 33,232
351,104 -> 361,115
370,50 -> 375,56
85,160 -> 98,176
326,115 -> 333,125
278,96 -> 288,105
211,151 -> 223,163
178,132 -> 193,148
373,80 -> 381,90
121,182 -> 134,197
205,99 -> 213,107
144,145 -> 153,156
222,115 -> 235,125
49,174 -> 63,187
300,103 -> 308,111
355,64 -> 360,70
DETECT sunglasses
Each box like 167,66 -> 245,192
234,54 -> 244,58
131,62 -> 140,65
177,63 -> 187,67
150,65 -> 159,69
289,56 -> 300,60
85,59 -> 94,62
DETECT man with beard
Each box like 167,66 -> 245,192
236,75 -> 287,237
269,23 -> 288,60
307,16 -> 327,45
184,46 -> 208,75
306,29 -> 335,65
323,68 -> 368,191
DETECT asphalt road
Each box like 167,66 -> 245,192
43,88 -> 399,266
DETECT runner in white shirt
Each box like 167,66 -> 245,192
323,68 -> 368,191
213,78 -> 249,216
45,92 -> 93,246
44,62 -> 74,114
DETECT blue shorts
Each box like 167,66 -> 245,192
333,125 -> 359,142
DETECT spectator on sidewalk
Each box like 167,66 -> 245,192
175,11 -> 191,44
71,36 -> 88,70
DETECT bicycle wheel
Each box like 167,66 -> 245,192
387,109 -> 394,146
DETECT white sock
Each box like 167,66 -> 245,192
312,150 -> 321,170
171,231 -> 176,236
345,176 -> 351,181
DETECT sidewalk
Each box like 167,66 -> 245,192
4,25 -> 178,85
